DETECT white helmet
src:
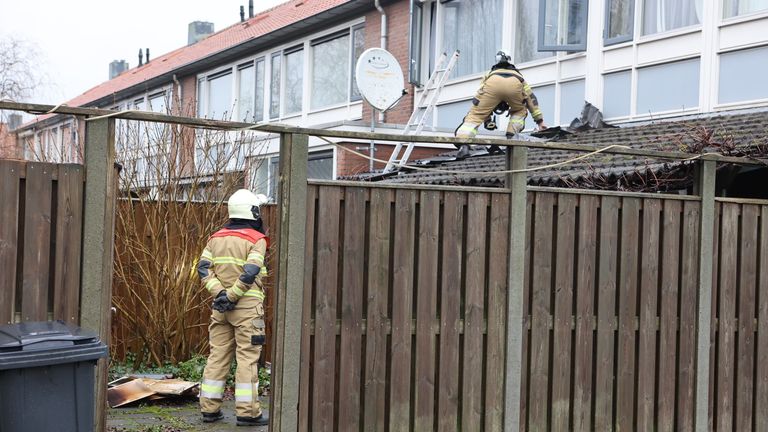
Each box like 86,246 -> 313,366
495,50 -> 512,65
228,189 -> 268,220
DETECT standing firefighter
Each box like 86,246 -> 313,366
198,189 -> 270,427
455,51 -> 548,156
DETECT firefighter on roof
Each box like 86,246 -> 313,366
198,189 -> 270,427
455,50 -> 548,156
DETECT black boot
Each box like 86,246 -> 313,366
202,411 -> 223,423
237,412 -> 269,426
456,145 -> 472,159
487,145 -> 505,155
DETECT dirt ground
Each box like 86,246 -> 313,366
107,399 -> 269,432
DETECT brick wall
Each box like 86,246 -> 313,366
0,124 -> 18,159
175,75 -> 198,177
336,142 -> 445,177
363,0 -> 414,125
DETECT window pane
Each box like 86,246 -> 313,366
637,58 -> 699,113
251,159 -> 270,195
516,0 -> 555,63
525,85 -> 555,130
603,70 -> 631,117
409,1 -> 423,85
606,0 -> 634,42
559,79 -> 585,124
437,100 -> 469,129
197,78 -> 206,117
269,157 -> 280,199
255,59 -> 265,121
724,0 -> 768,17
208,72 -> 233,119
307,151 -> 334,179
642,0 -> 702,35
148,93 -> 166,113
442,0 -> 503,78
238,65 -> 255,121
312,35 -> 350,109
285,49 -> 304,114
351,26 -> 365,99
270,54 -> 281,118
719,46 -> 768,104
540,0 -> 588,49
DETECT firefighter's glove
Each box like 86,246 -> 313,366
212,290 -> 236,312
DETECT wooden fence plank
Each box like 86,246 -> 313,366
461,193 -> 488,432
520,193 -> 533,430
717,203 -> 739,431
677,201 -> 700,432
756,205 -> 768,431
21,162 -> 54,321
414,190 -> 440,432
617,197 -> 640,431
0,160 -> 22,325
312,186 -> 341,432
485,193 -> 509,432
528,192 -> 555,431
637,199 -> 661,432
552,194 -> 576,431
658,200 -> 681,430
594,196 -> 620,431
338,187 -> 366,432
736,204 -> 758,430
53,165 -> 84,324
364,188 -> 392,432
573,195 -> 598,432
298,185 -> 317,432
708,203 -> 721,430
389,189 -> 417,432
437,192 -> 464,432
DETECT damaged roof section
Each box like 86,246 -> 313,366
381,107 -> 768,192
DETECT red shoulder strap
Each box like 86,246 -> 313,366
210,228 -> 269,247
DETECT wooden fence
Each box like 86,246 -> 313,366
296,182 -> 768,431
0,160 -> 84,325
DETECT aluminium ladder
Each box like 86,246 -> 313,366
383,50 -> 460,173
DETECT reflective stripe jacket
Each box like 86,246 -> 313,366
198,227 -> 268,302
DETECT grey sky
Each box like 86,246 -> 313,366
0,0 -> 286,104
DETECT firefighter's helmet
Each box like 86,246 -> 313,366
495,50 -> 512,65
228,189 -> 268,221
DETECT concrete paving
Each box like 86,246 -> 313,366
107,399 -> 269,432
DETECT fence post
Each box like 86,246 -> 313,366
504,145 -> 528,432
79,117 -> 117,432
694,159 -> 716,431
270,132 -> 308,432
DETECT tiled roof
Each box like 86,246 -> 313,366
31,0 -> 351,122
382,109 -> 768,190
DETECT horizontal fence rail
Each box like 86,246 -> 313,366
0,160 -> 84,325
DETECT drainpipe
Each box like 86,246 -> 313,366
371,0 -> 388,169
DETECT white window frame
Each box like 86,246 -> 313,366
537,0 -> 590,52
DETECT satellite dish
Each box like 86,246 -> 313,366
355,48 -> 405,112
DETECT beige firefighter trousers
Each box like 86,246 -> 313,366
200,298 -> 266,418
456,74 -> 528,138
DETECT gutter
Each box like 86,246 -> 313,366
374,0 -> 387,49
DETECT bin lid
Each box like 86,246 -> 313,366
0,321 -> 99,353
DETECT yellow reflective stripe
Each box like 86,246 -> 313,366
532,109 -> 542,117
205,279 -> 222,292
259,267 -> 268,276
510,118 -> 526,125
243,290 -> 265,300
201,383 -> 224,393
201,249 -> 213,260
247,252 -> 265,262
231,285 -> 245,297
523,84 -> 532,92
212,256 -> 246,265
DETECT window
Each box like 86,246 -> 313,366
559,79 -> 585,124
312,32 -> 351,109
724,0 -> 768,18
284,47 -> 304,115
270,53 -> 281,119
197,78 -> 206,117
437,100 -> 469,129
254,58 -> 266,122
208,71 -> 233,119
637,58 -> 700,113
538,0 -> 589,51
719,46 -> 768,104
408,0 -> 424,85
516,0 -> 555,63
351,25 -> 365,100
307,150 -> 334,180
441,0 -> 503,78
642,0 -> 702,35
148,92 -> 166,113
238,63 -> 255,121
603,70 -> 631,117
524,85 -> 555,130
605,0 -> 634,44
